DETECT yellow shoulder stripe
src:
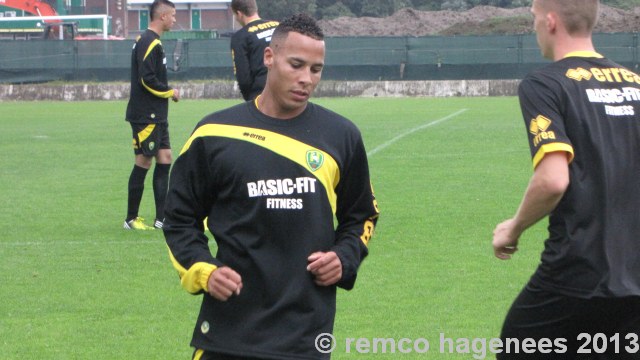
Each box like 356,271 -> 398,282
144,38 -> 161,61
180,124 -> 340,213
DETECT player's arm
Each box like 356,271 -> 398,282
493,75 -> 573,259
163,134 -> 228,295
493,151 -> 570,259
138,39 -> 175,99
329,135 -> 380,290
230,33 -> 253,100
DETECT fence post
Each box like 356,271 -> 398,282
518,34 -> 523,64
634,32 -> 638,67
400,36 -> 409,80
75,41 -> 80,78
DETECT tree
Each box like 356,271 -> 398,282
602,0 -> 640,9
341,0 -> 363,16
358,0 -> 412,17
510,0 -> 532,7
263,0 -> 639,21
392,0 -> 414,13
318,1 -> 355,19
360,0 -> 392,17
316,0 -> 338,7
259,0 -> 317,21
467,0 -> 508,7
441,0 -> 469,10
411,0 -> 443,10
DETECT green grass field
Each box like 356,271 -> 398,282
0,97 -> 549,359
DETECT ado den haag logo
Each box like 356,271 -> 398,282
306,150 -> 324,172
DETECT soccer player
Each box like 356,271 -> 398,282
492,0 -> 640,358
124,0 -> 180,230
164,14 -> 379,359
230,0 -> 279,101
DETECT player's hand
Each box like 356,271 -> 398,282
492,219 -> 521,260
207,266 -> 242,301
307,251 -> 342,286
171,89 -> 180,102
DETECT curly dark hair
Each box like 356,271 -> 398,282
271,13 -> 324,44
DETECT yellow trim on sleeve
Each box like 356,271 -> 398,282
231,49 -> 237,75
141,78 -> 174,99
140,38 -> 174,98
180,124 -> 340,214
532,143 -> 574,169
167,247 -> 217,294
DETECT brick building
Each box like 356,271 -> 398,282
0,0 -> 234,38
125,0 -> 233,38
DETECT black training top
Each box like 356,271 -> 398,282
519,51 -> 640,298
164,99 -> 379,359
126,29 -> 175,123
230,19 -> 279,101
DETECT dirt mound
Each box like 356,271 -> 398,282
318,5 -> 640,36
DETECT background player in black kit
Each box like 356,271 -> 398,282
164,14 -> 379,360
492,0 -> 640,358
124,0 -> 180,230
230,0 -> 279,101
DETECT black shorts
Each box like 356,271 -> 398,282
498,283 -> 640,360
193,349 -> 266,360
130,122 -> 170,156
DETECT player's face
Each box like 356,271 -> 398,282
531,0 -> 553,59
161,7 -> 177,32
264,32 -> 325,118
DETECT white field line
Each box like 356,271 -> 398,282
3,109 -> 467,247
367,108 -> 468,157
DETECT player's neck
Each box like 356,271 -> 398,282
256,93 -> 307,120
148,23 -> 164,37
553,36 -> 595,61
243,14 -> 261,26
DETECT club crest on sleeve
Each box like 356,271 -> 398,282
306,150 -> 324,172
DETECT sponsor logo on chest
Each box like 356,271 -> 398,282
247,177 -> 318,210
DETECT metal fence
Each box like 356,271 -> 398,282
1,33 -> 638,83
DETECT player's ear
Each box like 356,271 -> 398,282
264,47 -> 274,68
546,11 -> 558,33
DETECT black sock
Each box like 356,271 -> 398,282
153,163 -> 171,221
127,165 -> 148,221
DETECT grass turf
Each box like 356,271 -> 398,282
0,97 -> 548,359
